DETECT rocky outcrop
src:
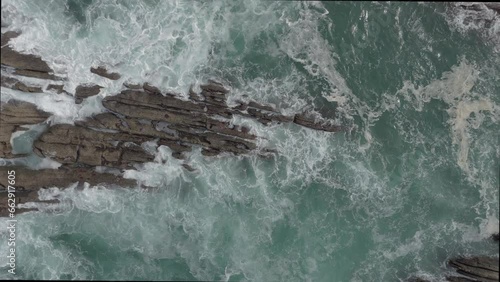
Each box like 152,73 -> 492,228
294,112 -> 343,132
447,256 -> 499,282
1,29 -> 344,216
0,100 -> 50,158
90,66 -> 121,80
0,166 -> 137,217
75,83 -> 103,104
33,124 -> 156,168
1,75 -> 43,93
1,31 -> 58,80
1,79 -> 343,215
2,80 -> 343,178
47,84 -> 66,94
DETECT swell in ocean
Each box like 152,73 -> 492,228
0,1 -> 499,281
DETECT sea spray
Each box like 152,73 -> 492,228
0,1 -> 498,281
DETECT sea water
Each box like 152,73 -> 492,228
0,1 -> 498,281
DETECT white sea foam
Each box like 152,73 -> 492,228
1,0 -> 273,96
1,1 -> 498,281
396,59 -> 498,173
394,58 -> 499,243
1,87 -> 78,123
444,2 -> 500,52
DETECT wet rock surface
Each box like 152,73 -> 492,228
1,29 -> 343,215
33,81 -> 342,171
1,75 -> 43,93
0,166 -> 137,217
447,256 -> 499,282
0,100 -> 50,158
90,66 -> 121,80
1,31 -> 58,80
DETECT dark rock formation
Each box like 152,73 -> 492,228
447,256 -> 499,282
90,66 -> 121,80
1,30 -> 344,217
75,84 -> 103,104
1,75 -> 43,93
0,166 -> 137,217
294,112 -> 343,132
33,124 -> 156,168
47,84 -> 66,94
5,81 -> 344,177
0,100 -> 50,158
1,31 -> 58,80
492,233 -> 499,242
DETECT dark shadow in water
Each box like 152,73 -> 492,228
65,0 -> 94,25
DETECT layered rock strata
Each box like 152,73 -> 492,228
447,256 -> 499,282
1,31 -> 59,80
0,100 -> 50,159
32,81 -> 342,169
0,30 -> 343,216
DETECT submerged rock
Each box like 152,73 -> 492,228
33,124 -> 155,168
47,84 -> 66,94
0,166 -> 137,217
1,75 -> 43,93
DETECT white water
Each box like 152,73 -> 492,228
0,1 -> 498,281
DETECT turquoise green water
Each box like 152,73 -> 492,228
1,1 -> 499,281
